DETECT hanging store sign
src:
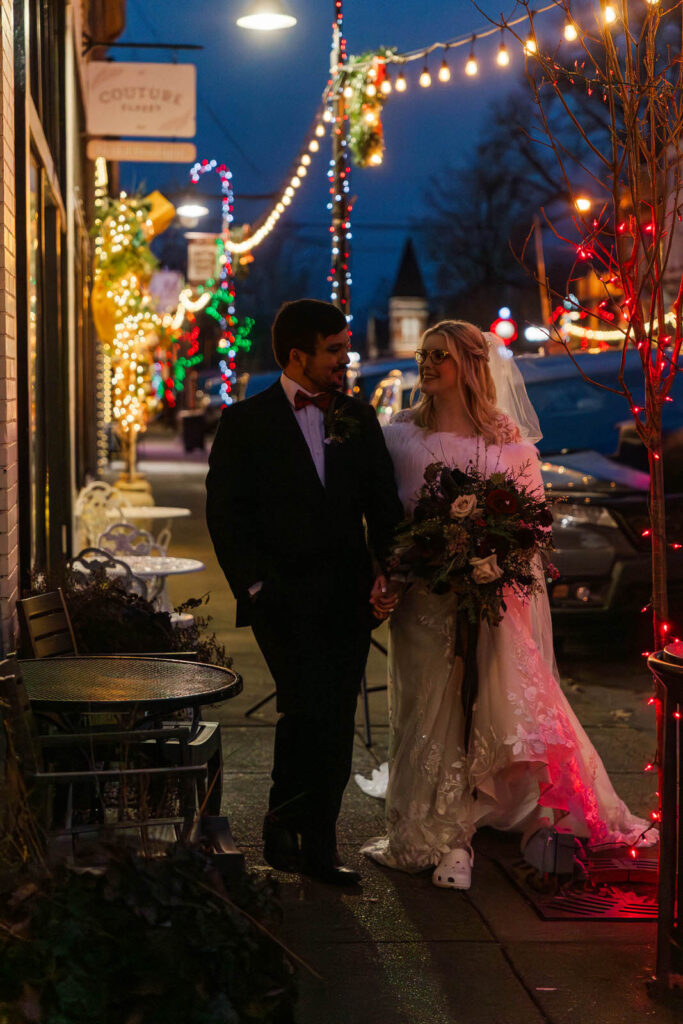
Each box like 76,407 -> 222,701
86,62 -> 196,138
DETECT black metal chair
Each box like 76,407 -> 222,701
68,546 -> 149,599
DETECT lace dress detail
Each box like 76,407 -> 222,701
361,421 -> 652,872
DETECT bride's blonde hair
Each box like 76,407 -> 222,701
410,320 -> 519,445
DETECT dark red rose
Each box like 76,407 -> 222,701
439,466 -> 470,500
538,506 -> 554,527
516,526 -> 535,550
479,532 -> 510,558
486,489 -> 518,516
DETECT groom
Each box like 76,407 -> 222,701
206,298 -> 402,885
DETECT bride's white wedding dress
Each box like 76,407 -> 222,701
361,417 -> 653,872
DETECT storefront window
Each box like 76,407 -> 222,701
28,158 -> 44,574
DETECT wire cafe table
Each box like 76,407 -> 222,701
21,655 -> 240,729
21,656 -> 242,850
114,555 -> 205,612
106,505 -> 191,546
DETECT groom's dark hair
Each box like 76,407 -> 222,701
272,299 -> 347,368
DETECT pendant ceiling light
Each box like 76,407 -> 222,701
236,0 -> 297,31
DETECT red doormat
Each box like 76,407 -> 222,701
498,847 -> 658,920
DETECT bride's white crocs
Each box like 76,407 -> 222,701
354,762 -> 389,799
432,847 -> 474,890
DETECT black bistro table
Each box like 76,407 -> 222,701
19,656 -> 243,854
20,656 -> 242,733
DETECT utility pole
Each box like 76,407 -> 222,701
533,214 -> 551,326
329,0 -> 351,321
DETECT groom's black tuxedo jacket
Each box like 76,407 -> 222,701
206,381 -> 403,629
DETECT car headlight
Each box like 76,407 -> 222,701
552,503 -> 619,528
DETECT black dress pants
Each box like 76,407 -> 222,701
250,582 -> 371,859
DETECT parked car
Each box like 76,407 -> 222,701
540,452 -> 683,644
194,368 -> 251,430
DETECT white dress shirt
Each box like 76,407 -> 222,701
248,374 -> 327,599
280,372 -> 327,486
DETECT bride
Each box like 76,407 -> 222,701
362,320 -> 654,890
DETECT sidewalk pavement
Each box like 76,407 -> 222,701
126,426 -> 679,1023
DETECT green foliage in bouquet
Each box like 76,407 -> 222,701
0,844 -> 296,1024
388,460 -> 556,626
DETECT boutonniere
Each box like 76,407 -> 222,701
324,401 -> 362,445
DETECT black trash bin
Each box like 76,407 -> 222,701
179,410 -> 205,452
647,648 -> 683,992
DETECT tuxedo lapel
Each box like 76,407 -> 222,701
263,382 -> 325,499
323,394 -> 356,505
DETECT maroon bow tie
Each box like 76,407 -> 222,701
294,389 -> 334,412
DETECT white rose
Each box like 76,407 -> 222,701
470,553 -> 504,584
450,494 -> 477,519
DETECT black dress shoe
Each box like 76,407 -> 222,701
263,816 -> 301,873
300,860 -> 361,886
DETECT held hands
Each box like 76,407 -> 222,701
370,574 -> 402,621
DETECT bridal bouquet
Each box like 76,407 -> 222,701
388,460 -> 555,627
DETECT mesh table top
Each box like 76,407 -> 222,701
20,657 -> 242,712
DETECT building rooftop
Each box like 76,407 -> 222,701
391,238 -> 427,299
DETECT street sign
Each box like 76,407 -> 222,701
149,270 -> 184,314
86,62 -> 196,138
86,139 -> 196,163
187,238 -> 220,285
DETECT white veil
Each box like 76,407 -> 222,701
484,332 -> 543,444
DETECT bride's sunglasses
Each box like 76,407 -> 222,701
415,348 -> 452,366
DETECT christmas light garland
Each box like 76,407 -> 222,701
189,161 -> 255,404
92,193 -> 161,440
327,0 -> 352,315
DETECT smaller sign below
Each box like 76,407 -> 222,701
187,236 -> 220,285
86,139 -> 196,163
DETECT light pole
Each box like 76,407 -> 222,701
328,1 -> 351,319
534,196 -> 595,328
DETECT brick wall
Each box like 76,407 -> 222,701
0,0 -> 17,653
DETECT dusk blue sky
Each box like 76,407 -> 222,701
117,0 -> 566,331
